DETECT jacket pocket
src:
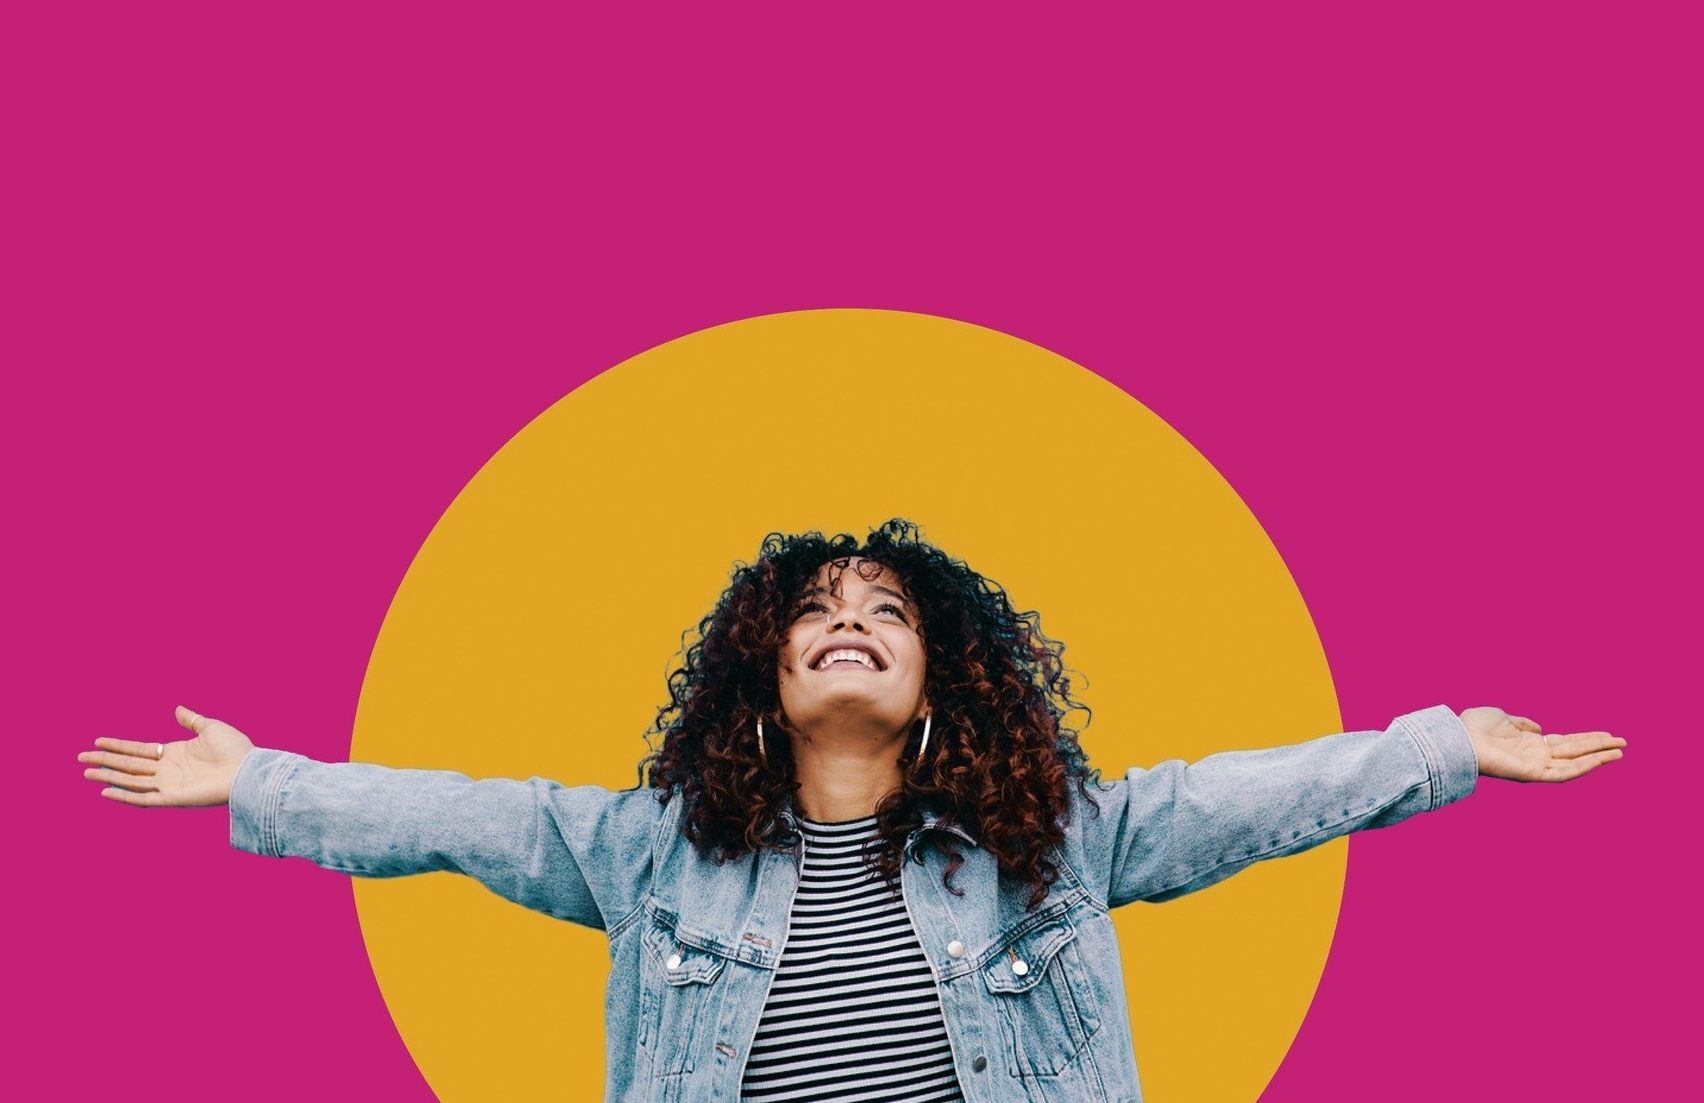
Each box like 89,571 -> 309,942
982,917 -> 1101,1077
638,910 -> 731,1078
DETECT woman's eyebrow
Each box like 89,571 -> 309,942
793,584 -> 913,605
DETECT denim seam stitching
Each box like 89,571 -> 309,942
969,895 -> 1081,972
1142,782 -> 1425,900
262,754 -> 300,857
1063,845 -> 1108,914
607,798 -> 673,943
1400,713 -> 1445,812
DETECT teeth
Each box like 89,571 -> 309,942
817,649 -> 876,670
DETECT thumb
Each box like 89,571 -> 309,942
175,705 -> 207,736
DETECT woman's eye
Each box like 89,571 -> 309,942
874,603 -> 908,620
793,601 -> 828,618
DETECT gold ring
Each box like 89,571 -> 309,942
156,743 -> 165,759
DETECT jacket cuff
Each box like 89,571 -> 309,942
1396,705 -> 1479,810
230,748 -> 307,857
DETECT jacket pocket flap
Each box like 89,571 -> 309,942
643,912 -> 729,986
981,919 -> 1076,995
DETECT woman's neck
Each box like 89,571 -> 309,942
790,735 -> 904,823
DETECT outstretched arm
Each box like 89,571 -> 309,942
1078,706 -> 1624,909
79,706 -> 664,931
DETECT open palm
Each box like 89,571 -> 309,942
79,706 -> 254,806
1459,707 -> 1624,783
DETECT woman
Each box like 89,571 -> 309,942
79,521 -> 1623,1103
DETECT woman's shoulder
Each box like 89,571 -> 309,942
537,778 -> 678,835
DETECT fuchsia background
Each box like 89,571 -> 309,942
5,3 -> 1696,1099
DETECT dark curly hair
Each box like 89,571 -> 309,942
640,519 -> 1095,907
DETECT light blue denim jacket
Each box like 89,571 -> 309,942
230,706 -> 1477,1102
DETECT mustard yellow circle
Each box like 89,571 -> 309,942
352,309 -> 1343,1101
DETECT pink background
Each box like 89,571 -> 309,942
6,3 -> 1694,1099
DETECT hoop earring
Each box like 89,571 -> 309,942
918,713 -> 932,759
757,716 -> 767,763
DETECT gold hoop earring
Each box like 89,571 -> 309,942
918,713 -> 933,758
757,716 -> 767,763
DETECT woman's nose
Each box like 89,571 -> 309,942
831,614 -> 868,633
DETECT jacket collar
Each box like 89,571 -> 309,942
768,805 -> 977,852
906,808 -> 977,861
916,807 -> 977,845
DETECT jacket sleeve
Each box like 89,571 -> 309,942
229,749 -> 664,931
1076,705 -> 1478,908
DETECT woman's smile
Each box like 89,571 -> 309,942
809,642 -> 884,671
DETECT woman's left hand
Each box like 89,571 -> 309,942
1459,707 -> 1625,782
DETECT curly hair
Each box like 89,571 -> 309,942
639,519 -> 1094,907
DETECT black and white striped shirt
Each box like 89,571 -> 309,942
740,817 -> 964,1103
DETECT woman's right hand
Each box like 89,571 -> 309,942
79,706 -> 255,807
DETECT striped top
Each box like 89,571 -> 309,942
740,817 -> 964,1103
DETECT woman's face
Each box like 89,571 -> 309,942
777,558 -> 928,740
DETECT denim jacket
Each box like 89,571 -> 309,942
230,706 -> 1477,1102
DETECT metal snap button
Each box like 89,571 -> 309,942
946,940 -> 966,958
972,1054 -> 988,1072
1011,959 -> 1029,976
666,953 -> 683,970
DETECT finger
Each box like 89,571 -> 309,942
176,705 -> 206,735
1544,747 -> 1624,782
1545,731 -> 1625,757
93,737 -> 169,760
84,767 -> 157,792
99,786 -> 162,807
77,750 -> 158,776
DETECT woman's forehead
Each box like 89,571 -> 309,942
805,557 -> 911,599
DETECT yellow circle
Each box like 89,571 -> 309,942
352,309 -> 1343,1101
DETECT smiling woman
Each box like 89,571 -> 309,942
643,525 -> 1094,916
79,519 -> 1624,1103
